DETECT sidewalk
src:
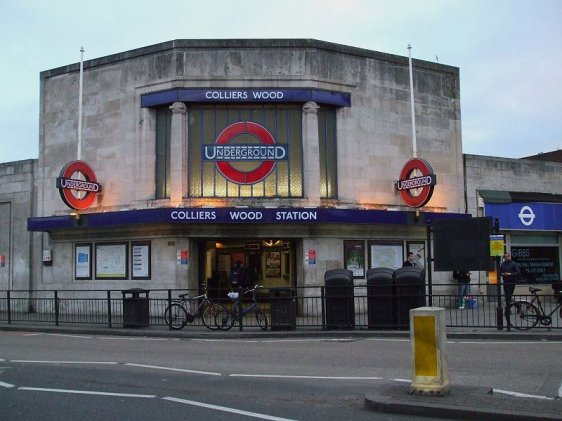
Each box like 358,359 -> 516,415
1,322 -> 561,420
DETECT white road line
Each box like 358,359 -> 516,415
0,381 -> 15,388
10,360 -> 118,365
98,336 -> 172,341
229,374 -> 383,380
163,396 -> 297,421
393,378 -> 411,383
125,363 -> 221,376
558,380 -> 562,398
492,388 -> 554,400
18,387 -> 155,398
44,333 -> 92,339
365,338 -> 410,342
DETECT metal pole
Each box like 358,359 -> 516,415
408,44 -> 417,158
494,218 -> 504,330
77,46 -> 84,161
426,221 -> 433,306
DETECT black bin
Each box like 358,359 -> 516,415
122,288 -> 150,328
270,287 -> 297,331
324,269 -> 355,330
367,267 -> 395,329
394,267 -> 425,329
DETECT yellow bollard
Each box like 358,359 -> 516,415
409,307 -> 449,395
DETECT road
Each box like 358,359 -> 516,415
0,331 -> 560,420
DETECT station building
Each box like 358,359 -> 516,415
0,39 -> 559,300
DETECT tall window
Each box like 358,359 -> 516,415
155,108 -> 172,199
318,106 -> 337,198
188,104 -> 303,198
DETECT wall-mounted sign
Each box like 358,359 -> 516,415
305,249 -> 316,265
489,235 -> 505,257
0,255 -> 5,268
396,158 -> 437,208
177,249 -> 189,265
203,121 -> 287,184
56,160 -> 102,210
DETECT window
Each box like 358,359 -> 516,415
188,104 -> 303,198
155,108 -> 172,199
318,106 -> 337,198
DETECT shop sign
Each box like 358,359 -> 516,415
56,160 -> 102,210
396,158 -> 437,208
511,246 -> 560,284
203,121 -> 287,184
484,202 -> 562,231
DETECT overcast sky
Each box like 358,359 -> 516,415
0,0 -> 560,163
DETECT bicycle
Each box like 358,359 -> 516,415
215,284 -> 268,331
164,285 -> 227,330
507,286 -> 562,330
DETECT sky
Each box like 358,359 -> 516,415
0,0 -> 560,163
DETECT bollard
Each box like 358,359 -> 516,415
409,307 -> 449,395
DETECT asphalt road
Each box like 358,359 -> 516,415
0,331 -> 560,420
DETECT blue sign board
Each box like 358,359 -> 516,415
485,202 -> 562,231
28,207 -> 469,231
141,88 -> 351,108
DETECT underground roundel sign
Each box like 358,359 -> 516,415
56,160 -> 102,210
203,121 -> 287,184
395,158 -> 437,208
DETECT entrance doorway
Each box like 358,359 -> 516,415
198,239 -> 296,301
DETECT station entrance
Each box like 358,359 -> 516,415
198,239 -> 296,302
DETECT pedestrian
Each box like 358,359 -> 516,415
453,270 -> 471,309
402,252 -> 416,267
500,253 -> 520,304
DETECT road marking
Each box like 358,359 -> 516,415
366,338 -> 410,342
99,336 -> 172,342
492,388 -> 554,400
18,387 -> 155,398
0,381 -> 15,388
163,396 -> 297,421
44,333 -> 92,339
393,378 -> 411,383
125,363 -> 221,376
10,360 -> 118,365
229,374 -> 383,380
558,380 -> 562,398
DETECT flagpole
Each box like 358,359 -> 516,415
408,44 -> 417,158
77,46 -> 84,161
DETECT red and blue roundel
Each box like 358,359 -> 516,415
207,121 -> 287,185
395,158 -> 437,208
56,160 -> 102,210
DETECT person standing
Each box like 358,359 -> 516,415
402,252 -> 416,267
453,270 -> 471,309
500,253 -> 520,304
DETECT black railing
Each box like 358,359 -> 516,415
0,285 -> 560,330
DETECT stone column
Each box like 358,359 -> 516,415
302,101 -> 321,205
169,102 -> 187,204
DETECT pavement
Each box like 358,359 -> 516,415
1,322 -> 561,420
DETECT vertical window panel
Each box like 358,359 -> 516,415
318,107 -> 338,199
155,108 -> 171,199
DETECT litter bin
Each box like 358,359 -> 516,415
270,287 -> 297,331
122,288 -> 150,328
324,269 -> 355,330
394,267 -> 425,329
366,267 -> 395,329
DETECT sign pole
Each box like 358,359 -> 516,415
408,44 -> 417,158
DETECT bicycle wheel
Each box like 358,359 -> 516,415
165,304 -> 188,330
255,309 -> 268,330
215,306 -> 235,331
202,303 -> 227,330
508,300 -> 540,330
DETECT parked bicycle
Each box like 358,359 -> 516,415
215,284 -> 268,330
507,286 -> 562,330
164,285 -> 227,330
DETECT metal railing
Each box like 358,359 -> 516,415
0,284 -> 560,330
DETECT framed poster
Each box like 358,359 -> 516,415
131,241 -> 151,279
344,240 -> 365,278
265,251 -> 281,277
369,242 -> 403,270
75,243 -> 92,280
406,242 -> 426,269
95,242 -> 128,279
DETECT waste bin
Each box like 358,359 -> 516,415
324,269 -> 355,330
122,288 -> 150,328
366,267 -> 395,329
394,267 -> 425,329
270,287 -> 297,331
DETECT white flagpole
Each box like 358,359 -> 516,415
77,46 -> 84,161
408,44 -> 417,158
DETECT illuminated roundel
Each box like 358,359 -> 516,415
215,121 -> 277,184
56,160 -> 102,210
395,158 -> 437,208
